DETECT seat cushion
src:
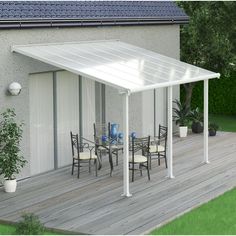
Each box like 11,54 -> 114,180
98,146 -> 107,150
129,155 -> 147,163
74,152 -> 97,160
149,145 -> 165,153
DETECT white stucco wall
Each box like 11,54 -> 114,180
0,24 -> 179,178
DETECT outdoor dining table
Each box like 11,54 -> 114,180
97,136 -> 159,176
96,138 -> 123,176
84,136 -> 159,176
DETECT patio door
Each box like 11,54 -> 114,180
56,71 -> 80,168
29,72 -> 54,175
29,71 -> 96,174
82,77 -> 96,141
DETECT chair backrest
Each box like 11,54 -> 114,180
158,125 -> 168,149
131,136 -> 150,160
70,131 -> 80,158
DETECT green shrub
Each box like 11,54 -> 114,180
181,72 -> 236,115
0,109 -> 27,180
15,213 -> 45,235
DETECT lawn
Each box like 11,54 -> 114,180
209,114 -> 236,132
151,187 -> 236,235
0,222 -> 61,235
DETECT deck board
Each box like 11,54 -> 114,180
0,132 -> 236,235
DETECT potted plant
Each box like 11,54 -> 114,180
173,99 -> 190,138
209,123 -> 219,136
0,109 -> 27,193
190,107 -> 204,133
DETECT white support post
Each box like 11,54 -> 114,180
167,86 -> 174,178
204,79 -> 209,164
122,92 -> 132,197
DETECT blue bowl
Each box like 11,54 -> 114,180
118,132 -> 124,139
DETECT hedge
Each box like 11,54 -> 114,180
180,72 -> 236,115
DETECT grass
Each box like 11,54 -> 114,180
0,224 -> 15,235
0,222 -> 62,235
209,114 -> 236,132
151,187 -> 236,235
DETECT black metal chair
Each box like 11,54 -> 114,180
70,131 -> 98,178
129,136 -> 151,182
149,125 -> 168,169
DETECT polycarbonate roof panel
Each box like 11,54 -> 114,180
12,40 -> 220,93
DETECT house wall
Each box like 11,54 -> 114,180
0,24 -> 180,179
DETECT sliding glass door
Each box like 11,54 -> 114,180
56,71 -> 80,168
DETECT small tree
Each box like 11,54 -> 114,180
0,109 -> 27,180
178,2 -> 236,109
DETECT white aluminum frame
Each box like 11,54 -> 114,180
12,40 -> 220,197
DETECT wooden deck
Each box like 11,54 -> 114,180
1,132 -> 236,235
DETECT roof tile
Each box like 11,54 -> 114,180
0,1 -> 188,20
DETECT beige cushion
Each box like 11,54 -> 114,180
149,145 -> 165,153
74,152 -> 97,160
129,155 -> 147,163
98,146 -> 107,150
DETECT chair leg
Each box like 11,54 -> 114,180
158,153 -> 161,166
139,164 -> 143,176
132,163 -> 134,182
95,159 -> 98,177
89,160 -> 91,173
77,161 -> 80,178
164,154 -> 168,168
116,150 -> 118,166
71,159 -> 75,175
147,163 -> 150,180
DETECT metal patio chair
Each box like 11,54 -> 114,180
129,136 -> 151,182
149,125 -> 168,169
70,131 -> 98,178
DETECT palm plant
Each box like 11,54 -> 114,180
173,99 -> 191,126
190,107 -> 204,133
189,107 -> 203,124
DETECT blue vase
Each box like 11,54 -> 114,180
110,123 -> 118,139
131,132 -> 136,139
101,135 -> 107,142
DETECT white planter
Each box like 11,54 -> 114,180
179,126 -> 188,138
4,179 -> 17,193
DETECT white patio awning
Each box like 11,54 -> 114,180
12,40 -> 220,94
12,40 -> 220,197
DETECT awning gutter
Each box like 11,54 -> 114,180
130,73 -> 221,94
0,17 -> 189,29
